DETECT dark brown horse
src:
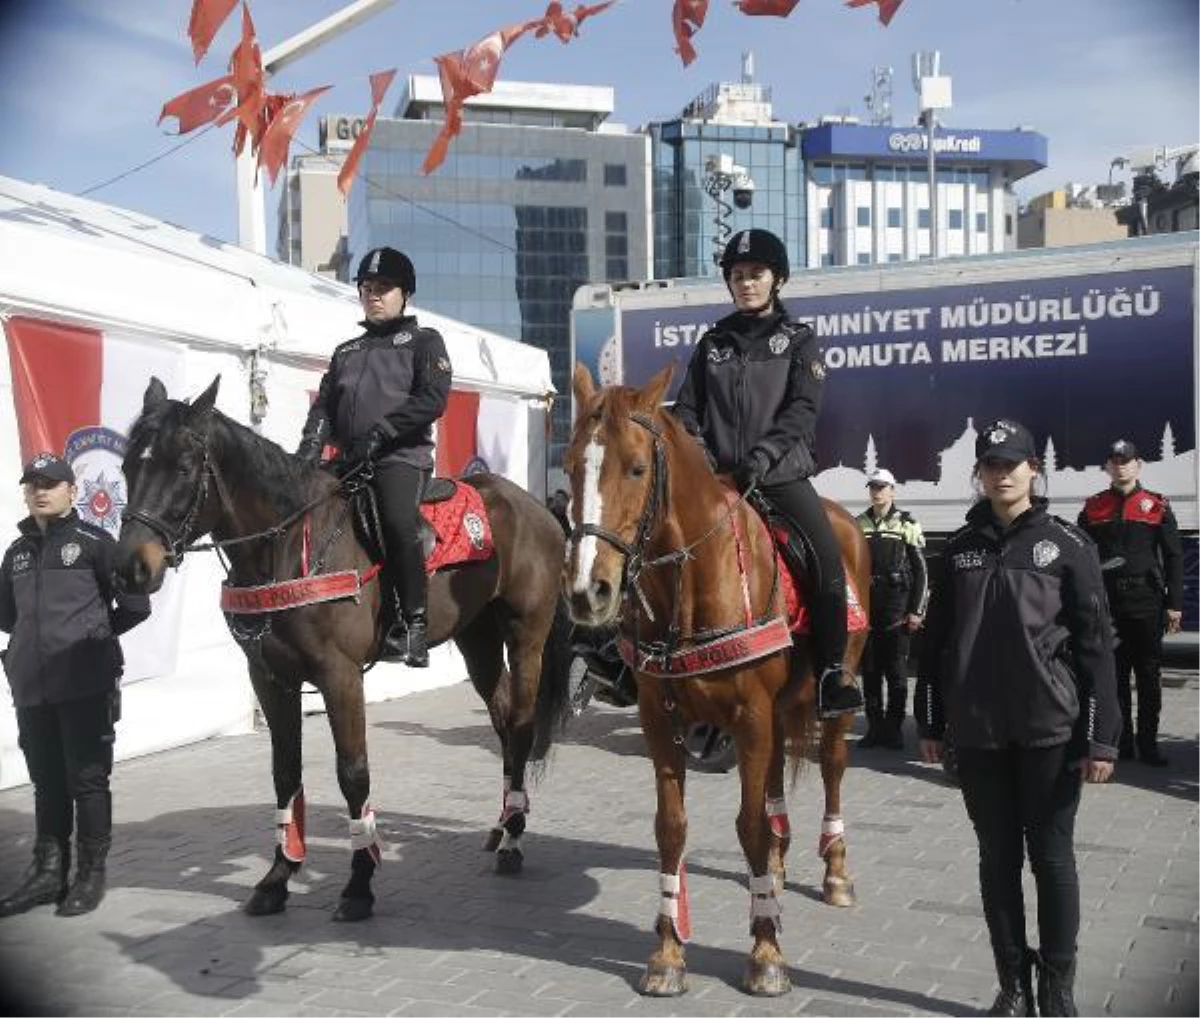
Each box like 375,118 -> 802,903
563,363 -> 870,996
115,377 -> 572,921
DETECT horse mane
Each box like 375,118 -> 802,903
128,397 -> 320,518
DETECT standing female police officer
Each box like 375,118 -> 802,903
673,228 -> 863,718
0,453 -> 150,917
298,247 -> 451,666
916,420 -> 1120,1016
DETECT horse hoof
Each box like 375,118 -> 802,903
332,896 -> 374,922
638,963 -> 687,997
482,828 -> 503,853
243,886 -> 288,916
744,960 -> 791,997
823,876 -> 856,908
495,848 -> 523,875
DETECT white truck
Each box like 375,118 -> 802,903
571,231 -> 1199,629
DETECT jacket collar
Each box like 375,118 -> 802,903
18,509 -> 79,539
966,497 -> 1048,541
359,313 -> 418,338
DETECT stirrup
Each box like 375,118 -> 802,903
818,667 -> 863,719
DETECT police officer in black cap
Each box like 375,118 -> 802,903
297,247 -> 452,666
0,453 -> 150,918
1078,438 -> 1183,766
673,228 -> 863,718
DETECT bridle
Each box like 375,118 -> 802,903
122,427 -> 215,567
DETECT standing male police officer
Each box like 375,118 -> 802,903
856,468 -> 929,750
0,453 -> 150,917
1079,439 -> 1183,766
298,247 -> 452,666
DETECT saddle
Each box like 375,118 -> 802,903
345,475 -> 494,574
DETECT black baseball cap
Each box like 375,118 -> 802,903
975,419 -> 1038,463
20,452 -> 75,485
1107,439 -> 1139,461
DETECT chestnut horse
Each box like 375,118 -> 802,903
115,377 -> 572,921
563,363 -> 870,997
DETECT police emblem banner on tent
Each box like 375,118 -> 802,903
4,315 -> 188,684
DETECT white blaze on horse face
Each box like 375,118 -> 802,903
571,428 -> 605,594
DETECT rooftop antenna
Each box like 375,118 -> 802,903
865,65 -> 894,126
742,50 -> 755,83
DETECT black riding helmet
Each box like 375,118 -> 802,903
719,228 -> 789,284
355,246 -> 416,295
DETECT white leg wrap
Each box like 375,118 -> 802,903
498,829 -> 522,853
818,814 -> 845,857
274,788 -> 306,863
748,873 -> 782,934
349,806 -> 383,861
659,867 -> 691,942
502,788 -> 529,818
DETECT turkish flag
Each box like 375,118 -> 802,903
226,3 -> 266,151
434,390 -> 529,483
187,0 -> 238,64
257,85 -> 332,185
158,74 -> 236,134
422,21 -> 537,174
534,1 -> 616,41
736,0 -> 800,15
337,69 -> 397,197
845,0 -> 906,26
671,0 -> 709,66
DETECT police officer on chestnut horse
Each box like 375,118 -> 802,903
298,246 -> 450,667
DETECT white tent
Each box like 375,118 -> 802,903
0,176 -> 554,789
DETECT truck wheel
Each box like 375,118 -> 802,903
683,723 -> 737,773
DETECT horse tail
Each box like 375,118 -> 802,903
783,649 -> 821,788
529,595 -> 574,764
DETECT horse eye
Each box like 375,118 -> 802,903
630,463 -> 648,479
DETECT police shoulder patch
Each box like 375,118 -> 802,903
809,358 -> 826,381
436,356 -> 451,373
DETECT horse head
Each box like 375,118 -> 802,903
562,362 -> 682,627
115,375 -> 224,594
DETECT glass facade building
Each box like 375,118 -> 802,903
346,77 -> 650,467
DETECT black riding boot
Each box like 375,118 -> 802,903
1037,951 -> 1078,1016
818,666 -> 864,719
58,838 -> 110,916
380,618 -> 409,662
1117,724 -> 1135,761
403,609 -> 429,668
0,837 -> 68,918
987,947 -> 1038,1016
1137,730 -> 1168,767
859,708 -> 883,748
881,713 -> 906,750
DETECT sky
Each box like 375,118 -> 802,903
0,0 -> 1196,249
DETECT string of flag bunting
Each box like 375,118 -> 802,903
160,0 -> 905,194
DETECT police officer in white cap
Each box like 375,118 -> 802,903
298,247 -> 452,667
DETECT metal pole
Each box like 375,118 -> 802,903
927,110 -> 937,259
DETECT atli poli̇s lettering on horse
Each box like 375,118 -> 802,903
563,362 -> 870,997
115,377 -> 573,921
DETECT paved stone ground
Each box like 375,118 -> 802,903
0,676 -> 1195,1017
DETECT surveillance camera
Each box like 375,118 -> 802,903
733,179 -> 755,209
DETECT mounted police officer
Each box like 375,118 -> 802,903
297,246 -> 452,666
0,453 -> 151,918
1078,438 -> 1183,766
673,228 -> 863,718
856,468 -> 928,750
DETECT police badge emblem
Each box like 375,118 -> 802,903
769,334 -> 790,355
463,512 -> 485,549
1139,497 -> 1153,514
61,542 -> 82,566
809,358 -> 826,380
1033,540 -> 1060,568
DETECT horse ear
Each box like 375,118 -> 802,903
188,376 -> 221,419
143,377 -> 168,411
638,364 -> 674,411
572,362 -> 597,419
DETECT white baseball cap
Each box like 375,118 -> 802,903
866,468 -> 896,487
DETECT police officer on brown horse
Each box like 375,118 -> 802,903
298,246 -> 451,665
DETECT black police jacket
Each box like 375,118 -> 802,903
0,512 -> 151,707
302,314 -> 452,470
915,499 -> 1121,762
672,309 -> 823,484
1077,483 -> 1183,619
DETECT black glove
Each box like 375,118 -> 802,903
733,450 -> 770,493
296,436 -> 322,466
346,429 -> 387,464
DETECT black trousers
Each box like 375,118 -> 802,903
761,477 -> 847,674
374,460 -> 430,615
957,743 -> 1082,961
1112,611 -> 1164,737
16,690 -> 117,845
862,624 -> 910,719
